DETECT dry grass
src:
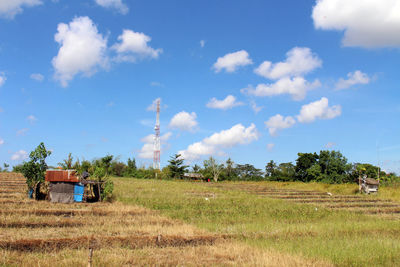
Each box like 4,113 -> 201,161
0,173 -> 329,266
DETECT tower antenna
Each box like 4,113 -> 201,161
153,99 -> 161,170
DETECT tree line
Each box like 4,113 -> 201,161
10,144 -> 399,185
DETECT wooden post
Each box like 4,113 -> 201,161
97,183 -> 101,202
88,247 -> 93,267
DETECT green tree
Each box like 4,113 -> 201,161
203,156 -> 223,182
275,162 -> 295,181
235,164 -> 264,181
3,163 -> 9,172
167,154 -> 188,178
265,160 -> 277,178
192,164 -> 201,173
20,142 -> 52,189
295,152 -> 319,182
58,153 -> 73,169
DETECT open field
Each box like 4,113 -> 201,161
115,178 -> 400,266
0,173 -> 329,266
2,172 -> 400,266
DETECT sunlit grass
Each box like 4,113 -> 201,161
115,178 -> 400,266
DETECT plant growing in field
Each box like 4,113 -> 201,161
20,142 -> 51,189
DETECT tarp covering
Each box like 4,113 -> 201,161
49,182 -> 75,203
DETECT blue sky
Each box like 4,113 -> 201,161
0,0 -> 399,173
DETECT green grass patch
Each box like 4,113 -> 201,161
114,178 -> 400,266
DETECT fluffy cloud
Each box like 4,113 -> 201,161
27,115 -> 37,123
335,70 -> 370,90
0,72 -> 6,87
0,138 -> 4,145
95,0 -> 128,15
254,47 -> 322,80
169,111 -> 198,132
297,97 -> 341,123
206,95 -> 244,110
213,50 -> 253,73
11,150 -> 28,161
200,40 -> 205,48
179,123 -> 259,160
52,16 -> 108,87
112,29 -> 162,62
138,132 -> 172,159
30,73 -> 44,82
242,77 -> 321,101
312,0 -> 400,48
265,114 -> 296,136
0,0 -> 42,19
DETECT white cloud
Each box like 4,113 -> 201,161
11,150 -> 28,161
200,40 -> 205,48
242,77 -> 321,101
206,95 -> 244,110
0,138 -> 4,145
169,111 -> 198,132
16,128 -> 28,136
95,0 -> 128,15
52,16 -> 108,87
335,70 -> 370,90
138,132 -> 172,159
27,115 -> 37,124
267,143 -> 275,151
179,123 -> 260,160
0,0 -> 42,19
265,114 -> 296,136
213,50 -> 253,73
312,0 -> 400,48
254,47 -> 322,80
147,97 -> 161,111
30,73 -> 44,82
250,100 -> 263,114
0,72 -> 6,87
112,29 -> 162,62
297,97 -> 341,123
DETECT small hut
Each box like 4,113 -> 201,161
45,170 -> 103,203
360,175 -> 379,194
183,173 -> 208,182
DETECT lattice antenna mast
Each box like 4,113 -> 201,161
153,99 -> 161,170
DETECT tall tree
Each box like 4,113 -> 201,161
167,154 -> 188,178
265,160 -> 277,177
203,157 -> 223,182
295,152 -> 319,182
20,142 -> 52,189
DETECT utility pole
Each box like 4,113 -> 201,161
153,99 -> 161,170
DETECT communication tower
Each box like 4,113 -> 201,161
153,99 -> 161,170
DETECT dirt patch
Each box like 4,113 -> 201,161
0,234 -> 224,252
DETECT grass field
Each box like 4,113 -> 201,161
115,178 -> 400,266
2,173 -> 400,266
0,173 -> 329,266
